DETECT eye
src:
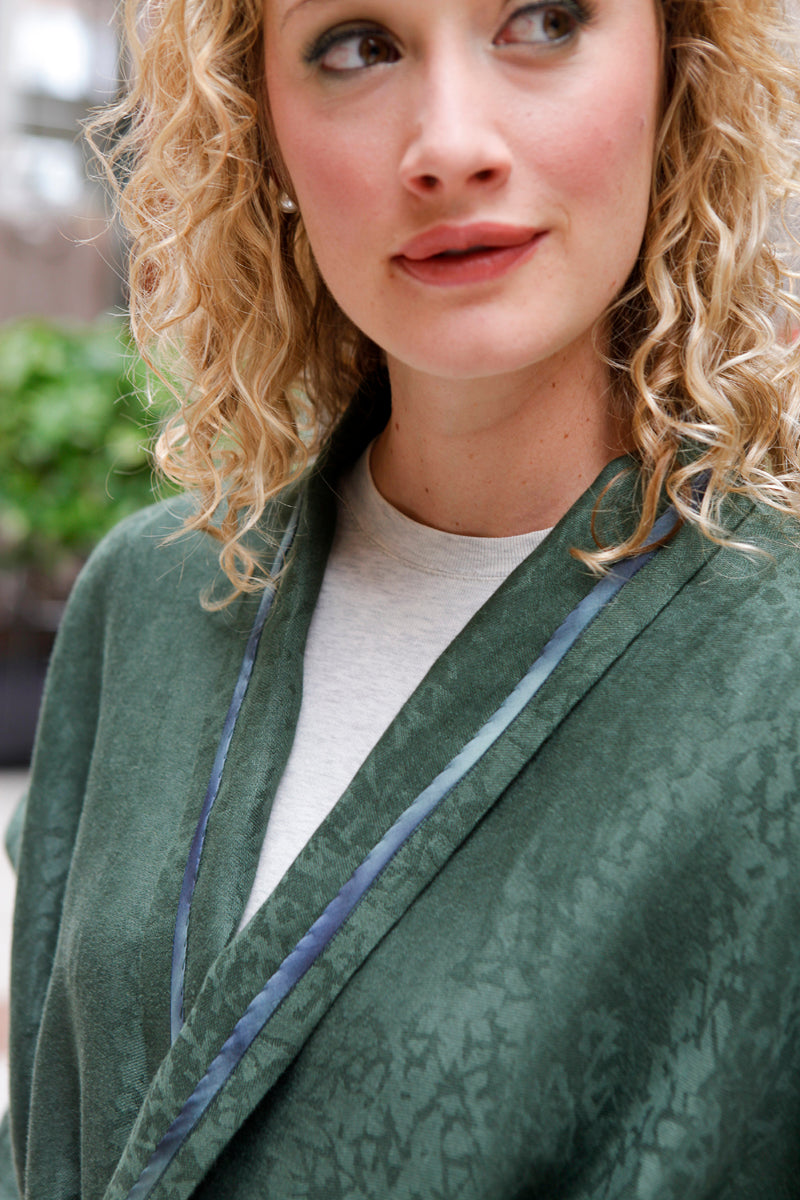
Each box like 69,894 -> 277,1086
307,26 -> 400,72
495,2 -> 589,48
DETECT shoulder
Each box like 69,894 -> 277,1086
47,496 -> 216,673
711,501 -> 800,604
58,475 -> 318,655
667,500 -> 800,675
72,493 -> 215,607
66,489 -> 273,627
40,495 -> 223,747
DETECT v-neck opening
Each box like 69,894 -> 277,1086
185,448 -> 643,995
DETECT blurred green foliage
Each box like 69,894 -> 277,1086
0,318 -> 175,575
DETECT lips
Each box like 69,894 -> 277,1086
393,222 -> 545,287
397,222 -> 540,260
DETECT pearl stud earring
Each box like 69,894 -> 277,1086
278,193 -> 298,214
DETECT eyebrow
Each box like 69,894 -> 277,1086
281,0 -> 342,29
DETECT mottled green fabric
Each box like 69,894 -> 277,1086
4,417 -> 800,1199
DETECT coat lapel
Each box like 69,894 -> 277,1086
104,453 -> 751,1200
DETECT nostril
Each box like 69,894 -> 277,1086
402,152 -> 510,196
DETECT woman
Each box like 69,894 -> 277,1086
4,0 -> 800,1196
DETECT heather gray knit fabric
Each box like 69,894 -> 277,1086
240,445 -> 549,923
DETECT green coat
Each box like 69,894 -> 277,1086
4,407 -> 800,1199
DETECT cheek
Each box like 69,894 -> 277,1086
534,83 -> 655,209
526,75 -> 658,276
267,92 -> 392,254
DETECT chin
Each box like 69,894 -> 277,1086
383,327 -> 578,383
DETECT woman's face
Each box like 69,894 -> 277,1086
264,0 -> 663,384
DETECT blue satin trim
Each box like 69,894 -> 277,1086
132,500 -> 680,1200
169,508 -> 301,1044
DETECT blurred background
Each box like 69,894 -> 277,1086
0,0 -> 171,769
0,0 -> 167,1109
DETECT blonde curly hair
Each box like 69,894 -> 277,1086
89,0 -> 800,595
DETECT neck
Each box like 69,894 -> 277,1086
370,345 -> 629,537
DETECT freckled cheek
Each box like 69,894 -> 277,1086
531,108 -> 654,214
273,112 -> 394,252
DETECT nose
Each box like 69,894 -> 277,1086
399,55 -> 512,201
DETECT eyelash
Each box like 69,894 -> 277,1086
303,1 -> 596,72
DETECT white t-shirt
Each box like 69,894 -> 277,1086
239,447 -> 551,927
